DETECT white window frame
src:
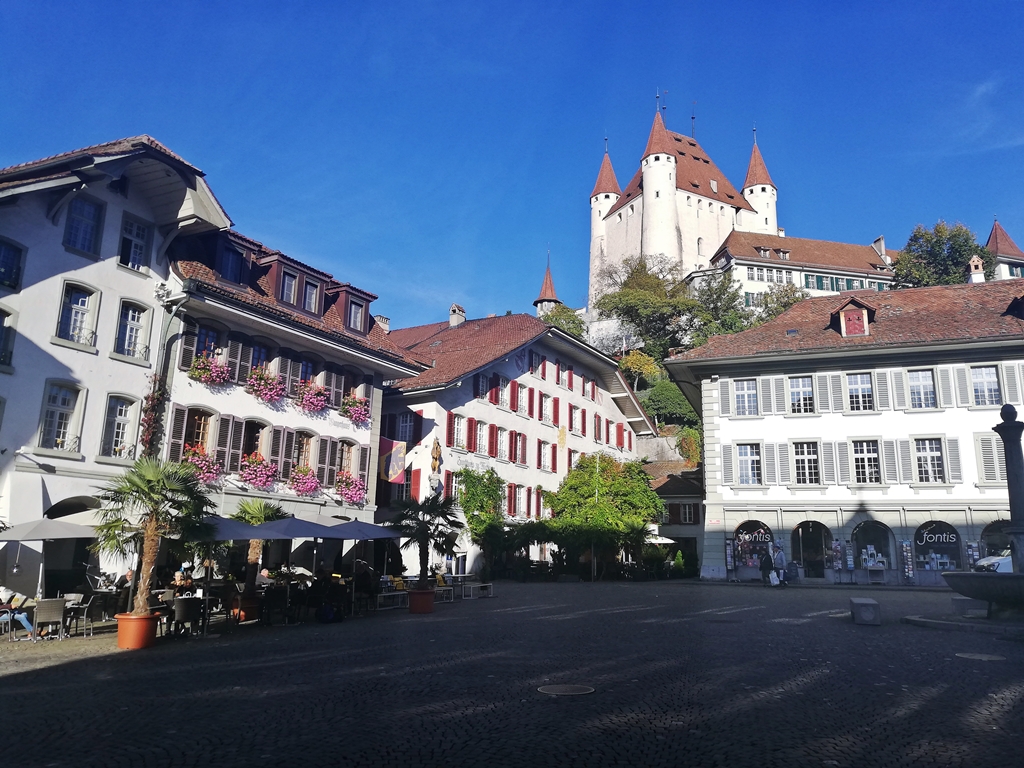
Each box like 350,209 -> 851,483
851,439 -> 882,485
281,272 -> 298,305
397,412 -> 414,444
792,441 -> 821,485
475,421 -> 487,455
63,195 -> 104,256
913,436 -> 946,485
118,214 -> 152,271
497,427 -> 508,461
100,394 -> 139,461
0,236 -> 26,291
846,372 -> 874,412
908,369 -> 938,410
736,443 -> 762,486
498,376 -> 510,408
113,300 -> 151,363
734,379 -> 758,417
788,376 -> 814,415
453,414 -> 465,450
303,280 -> 320,313
971,365 -> 1001,407
37,380 -> 85,457
540,440 -> 551,471
54,282 -> 100,350
540,393 -> 551,424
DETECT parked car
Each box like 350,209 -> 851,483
973,549 -> 1012,572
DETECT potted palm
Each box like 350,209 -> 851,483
231,499 -> 286,621
95,458 -> 214,649
386,493 -> 463,614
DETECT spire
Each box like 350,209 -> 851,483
533,260 -> 561,308
642,111 -> 676,160
985,219 -> 1024,258
590,151 -> 621,197
743,140 -> 775,189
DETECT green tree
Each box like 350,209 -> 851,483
893,221 -> 994,288
640,379 -> 698,428
94,458 -> 214,615
385,494 -> 464,585
232,498 -> 286,597
680,271 -> 754,348
540,303 -> 586,339
676,426 -> 703,466
619,350 -> 661,389
758,282 -> 810,321
457,468 -> 507,578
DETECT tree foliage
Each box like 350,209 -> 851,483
385,493 -> 464,584
758,282 -> 810,321
619,350 -> 661,389
540,303 -> 586,339
676,426 -> 702,466
893,221 -> 994,288
676,271 -> 754,348
232,498 -> 286,597
640,379 -> 698,427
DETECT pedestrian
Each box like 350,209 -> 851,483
773,545 -> 788,587
758,548 -> 774,586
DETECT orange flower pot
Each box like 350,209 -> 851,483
115,613 -> 160,650
408,589 -> 435,614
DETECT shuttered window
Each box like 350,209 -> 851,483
976,433 -> 1008,483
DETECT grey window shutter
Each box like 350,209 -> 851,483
898,439 -> 914,483
316,436 -> 332,484
996,435 -> 1008,480
773,377 -> 786,413
327,439 -> 340,486
280,428 -> 296,480
215,413 -> 233,468
830,373 -> 844,412
358,445 -> 371,488
891,370 -> 907,410
821,442 -> 836,484
238,341 -> 253,384
760,378 -> 773,414
978,435 -> 998,482
764,443 -> 777,485
874,371 -> 890,410
1002,363 -> 1020,404
226,335 -> 245,382
836,441 -> 850,484
178,317 -> 197,370
168,404 -> 187,463
947,437 -> 962,483
955,366 -> 970,406
269,426 -> 284,471
721,444 -> 734,486
777,443 -> 791,484
719,380 -> 732,417
227,417 -> 244,473
938,368 -> 954,408
815,374 -> 831,413
362,375 -> 374,411
882,440 -> 898,484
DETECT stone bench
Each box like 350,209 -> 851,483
951,595 -> 988,616
850,597 -> 881,625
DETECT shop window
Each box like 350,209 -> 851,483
851,520 -> 894,569
913,521 -> 962,572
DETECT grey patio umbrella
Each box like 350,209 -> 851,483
193,515 -> 264,542
0,519 -> 97,598
329,520 -> 401,540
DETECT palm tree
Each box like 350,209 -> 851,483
95,458 -> 214,615
232,498 -> 286,597
386,494 -> 464,585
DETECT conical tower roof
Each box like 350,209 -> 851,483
590,152 -> 621,197
533,264 -> 560,307
642,111 -> 677,159
985,220 -> 1024,258
743,142 -> 775,189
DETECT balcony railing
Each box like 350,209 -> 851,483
113,343 -> 150,362
55,326 -> 96,347
39,435 -> 80,453
102,442 -> 137,460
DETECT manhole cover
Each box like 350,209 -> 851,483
955,653 -> 1006,661
538,685 -> 595,696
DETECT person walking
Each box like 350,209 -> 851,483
758,548 -> 774,586
773,545 -> 788,587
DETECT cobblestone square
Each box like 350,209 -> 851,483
2,583 -> 1022,767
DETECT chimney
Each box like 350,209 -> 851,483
872,235 -> 890,265
776,227 -> 785,238
967,254 -> 986,284
373,315 -> 390,333
449,303 -> 466,328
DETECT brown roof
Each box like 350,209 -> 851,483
742,142 -> 775,188
534,265 -> 559,305
714,230 -> 892,276
606,118 -> 753,218
670,279 -> 1024,364
387,314 -> 553,391
590,152 -> 621,197
171,233 -> 421,371
985,221 -> 1024,259
642,461 -> 703,495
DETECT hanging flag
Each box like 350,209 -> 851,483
379,438 -> 407,483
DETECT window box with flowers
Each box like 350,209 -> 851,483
238,452 -> 279,491
244,366 -> 285,404
289,465 -> 321,496
188,354 -> 231,386
339,395 -> 370,426
336,471 -> 367,505
181,443 -> 223,485
296,380 -> 330,414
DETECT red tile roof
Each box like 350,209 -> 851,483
534,265 -> 559,304
590,152 -> 621,197
669,279 -> 1024,364
714,230 -> 893,276
387,314 -> 552,391
642,462 -> 703,495
742,142 -> 775,188
606,118 -> 753,218
985,220 -> 1024,259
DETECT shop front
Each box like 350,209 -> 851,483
913,520 -> 964,586
851,520 -> 896,585
727,520 -> 774,582
790,521 -> 833,579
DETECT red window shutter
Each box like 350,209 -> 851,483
541,356 -> 547,379
537,486 -> 545,516
552,397 -> 560,426
510,380 -> 519,411
445,411 -> 455,447
591,381 -> 596,399
528,387 -> 535,417
444,470 -> 453,499
488,424 -> 498,457
551,444 -> 558,473
489,374 -> 499,404
411,468 -> 421,502
466,418 -> 477,452
555,360 -> 561,383
413,410 -> 424,445
519,433 -> 526,463
616,423 -> 624,448
582,409 -> 587,436
536,439 -> 542,469
568,367 -> 574,390
525,487 -> 532,518
628,431 -> 633,451
507,483 -> 515,515
509,430 -> 517,463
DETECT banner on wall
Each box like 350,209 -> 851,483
379,438 -> 407,483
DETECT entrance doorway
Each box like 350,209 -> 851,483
792,522 -> 833,578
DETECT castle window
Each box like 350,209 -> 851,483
628,205 -> 634,215
697,238 -> 703,257
761,187 -> 766,193
655,191 -> 659,199
687,196 -> 692,206
604,194 -> 609,199
654,155 -> 660,161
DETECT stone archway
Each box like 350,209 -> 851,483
791,521 -> 834,578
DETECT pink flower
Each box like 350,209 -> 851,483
181,443 -> 223,485
296,380 -> 330,413
336,471 -> 366,505
245,366 -> 285,403
289,465 -> 321,497
239,452 -> 278,490
340,395 -> 370,426
188,355 -> 231,386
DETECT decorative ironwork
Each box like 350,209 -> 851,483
40,435 -> 80,453
114,343 -> 150,361
55,326 -> 96,347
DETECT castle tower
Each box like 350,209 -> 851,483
534,262 -> 562,317
589,151 -> 620,307
739,137 -> 778,235
640,112 -> 682,266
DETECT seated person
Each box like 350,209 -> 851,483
114,569 -> 134,590
171,571 -> 195,597
255,568 -> 275,587
352,560 -> 378,612
1,587 -> 36,639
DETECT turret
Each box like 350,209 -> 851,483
640,112 -> 682,266
589,151 -> 620,307
739,137 -> 778,235
534,263 -> 562,317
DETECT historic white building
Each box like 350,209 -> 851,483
379,302 -> 656,575
985,220 -> 1024,280
665,279 -> 1023,587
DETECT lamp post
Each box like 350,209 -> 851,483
993,404 -> 1024,574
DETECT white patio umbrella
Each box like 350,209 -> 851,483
0,519 -> 97,598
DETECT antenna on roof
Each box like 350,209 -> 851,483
604,136 -> 608,154
691,101 -> 696,138
753,123 -> 757,145
547,244 -> 551,268
661,90 -> 668,116
655,88 -> 660,114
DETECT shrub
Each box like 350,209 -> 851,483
245,366 -> 285,403
188,355 -> 231,385
238,452 -> 278,490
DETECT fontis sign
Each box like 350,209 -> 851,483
915,525 -> 958,547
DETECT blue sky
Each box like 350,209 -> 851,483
2,1 -> 1023,327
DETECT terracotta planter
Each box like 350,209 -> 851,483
115,613 -> 160,650
231,595 -> 262,623
408,589 -> 435,614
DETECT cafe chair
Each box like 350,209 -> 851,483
32,598 -> 68,642
68,595 -> 98,637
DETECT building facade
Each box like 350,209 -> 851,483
665,280 -> 1023,587
379,307 -> 656,574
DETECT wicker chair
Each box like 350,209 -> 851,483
32,598 -> 68,642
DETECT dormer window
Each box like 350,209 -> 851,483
710,179 -> 718,193
281,272 -> 297,305
759,248 -> 770,259
348,298 -> 366,332
303,280 -> 319,313
778,250 -> 790,261
218,248 -> 243,284
842,309 -> 867,336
